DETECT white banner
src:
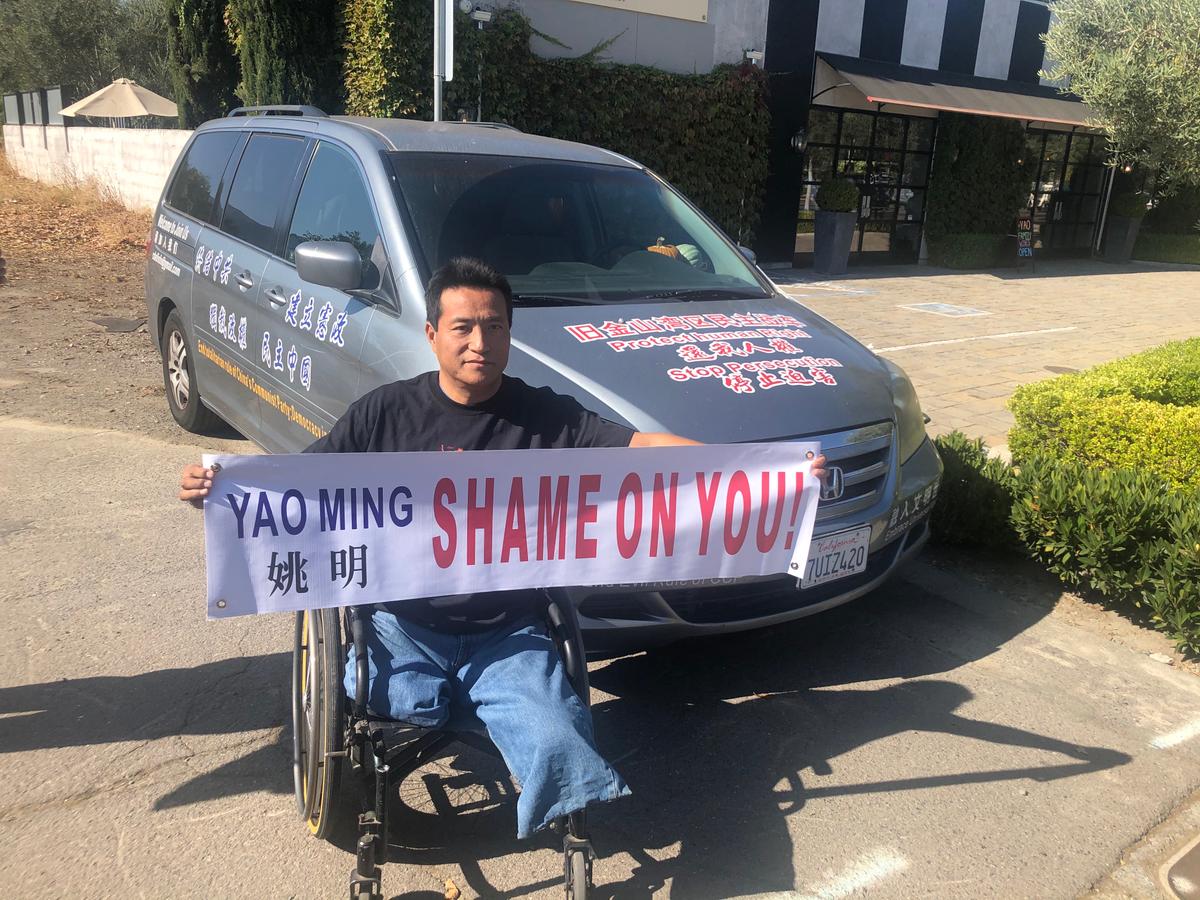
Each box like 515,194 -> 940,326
202,443 -> 820,618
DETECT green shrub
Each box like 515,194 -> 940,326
1008,338 -> 1200,490
925,113 -> 1033,240
927,233 -> 1009,268
1109,191 -> 1150,219
816,177 -> 859,213
342,2 -> 770,242
1144,185 -> 1200,233
226,0 -> 344,111
930,432 -> 1018,548
1134,232 -> 1200,264
1011,456 -> 1200,654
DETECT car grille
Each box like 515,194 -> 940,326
807,421 -> 894,523
660,530 -> 907,623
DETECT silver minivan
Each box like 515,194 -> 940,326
146,107 -> 942,652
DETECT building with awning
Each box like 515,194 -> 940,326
426,1 -> 1112,266
793,50 -> 1107,266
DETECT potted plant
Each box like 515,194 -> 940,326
813,177 -> 859,275
1104,191 -> 1148,263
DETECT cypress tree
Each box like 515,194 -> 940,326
225,0 -> 343,113
167,0 -> 240,127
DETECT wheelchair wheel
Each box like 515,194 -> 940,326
566,847 -> 589,900
292,608 -> 355,842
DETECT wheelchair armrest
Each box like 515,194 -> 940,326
543,590 -> 590,704
348,606 -> 369,718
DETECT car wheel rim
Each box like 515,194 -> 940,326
167,330 -> 190,410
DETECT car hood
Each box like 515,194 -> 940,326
504,293 -> 896,442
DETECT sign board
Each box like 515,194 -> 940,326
202,444 -> 820,618
565,0 -> 709,23
1016,209 -> 1034,259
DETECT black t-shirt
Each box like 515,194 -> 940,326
305,371 -> 634,630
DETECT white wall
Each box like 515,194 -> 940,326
2,124 -> 192,211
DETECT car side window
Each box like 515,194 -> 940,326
221,133 -> 307,252
165,131 -> 241,224
286,142 -> 382,283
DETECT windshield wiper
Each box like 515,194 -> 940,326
512,293 -> 600,306
640,287 -> 768,301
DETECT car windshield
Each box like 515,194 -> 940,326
388,152 -> 770,304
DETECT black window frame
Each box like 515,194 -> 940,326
162,129 -> 244,226
276,140 -> 399,309
215,131 -> 312,255
797,106 -> 937,264
282,140 -> 387,273
1024,126 -> 1109,255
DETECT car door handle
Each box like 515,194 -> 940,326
264,288 -> 288,306
234,271 -> 254,290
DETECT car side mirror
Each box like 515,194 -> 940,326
738,245 -> 758,264
295,241 -> 362,291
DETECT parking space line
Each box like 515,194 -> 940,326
874,326 -> 1076,353
1151,718 -> 1200,750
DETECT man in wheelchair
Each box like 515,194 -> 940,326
179,257 -> 826,895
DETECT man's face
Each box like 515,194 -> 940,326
425,285 -> 511,397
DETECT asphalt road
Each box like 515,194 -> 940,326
2,405 -> 1199,899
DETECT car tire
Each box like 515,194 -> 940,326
160,309 -> 222,433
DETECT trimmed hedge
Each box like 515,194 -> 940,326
1011,457 -> 1200,655
342,2 -> 770,242
929,431 -> 1200,655
927,233 -> 1010,269
1109,191 -> 1150,219
930,432 -> 1017,548
1008,339 -> 1200,490
1134,232 -> 1200,265
930,341 -> 1200,653
816,178 -> 859,213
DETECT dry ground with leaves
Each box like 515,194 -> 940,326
0,156 -> 241,446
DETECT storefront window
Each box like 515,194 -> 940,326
796,107 -> 936,264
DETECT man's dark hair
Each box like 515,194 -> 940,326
425,257 -> 513,327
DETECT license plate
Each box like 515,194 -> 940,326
801,526 -> 871,589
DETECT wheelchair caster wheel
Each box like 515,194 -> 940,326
566,848 -> 589,899
563,836 -> 592,899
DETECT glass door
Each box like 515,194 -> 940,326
1026,129 -> 1108,256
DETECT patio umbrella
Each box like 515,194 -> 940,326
60,78 -> 177,120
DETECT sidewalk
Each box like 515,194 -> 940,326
768,258 -> 1200,451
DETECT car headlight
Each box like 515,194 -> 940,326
882,358 -> 928,463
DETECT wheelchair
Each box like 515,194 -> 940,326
291,590 -> 597,899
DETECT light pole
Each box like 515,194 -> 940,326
433,0 -> 454,122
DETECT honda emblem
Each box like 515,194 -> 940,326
820,466 -> 845,502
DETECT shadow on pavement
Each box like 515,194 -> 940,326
376,575 -> 1130,898
0,569 -> 1132,897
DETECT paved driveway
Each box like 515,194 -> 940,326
769,259 -> 1200,450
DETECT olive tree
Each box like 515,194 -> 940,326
1045,0 -> 1200,186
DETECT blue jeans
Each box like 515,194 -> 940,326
343,610 -> 630,839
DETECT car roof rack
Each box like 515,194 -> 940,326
227,105 -> 329,118
447,120 -> 520,131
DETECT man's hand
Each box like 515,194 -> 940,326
810,454 -> 828,489
179,463 -> 216,508
629,431 -> 702,448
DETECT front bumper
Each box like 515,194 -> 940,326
575,434 -> 943,654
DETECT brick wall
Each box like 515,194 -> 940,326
2,124 -> 192,211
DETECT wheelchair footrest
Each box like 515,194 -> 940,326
350,813 -> 384,900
